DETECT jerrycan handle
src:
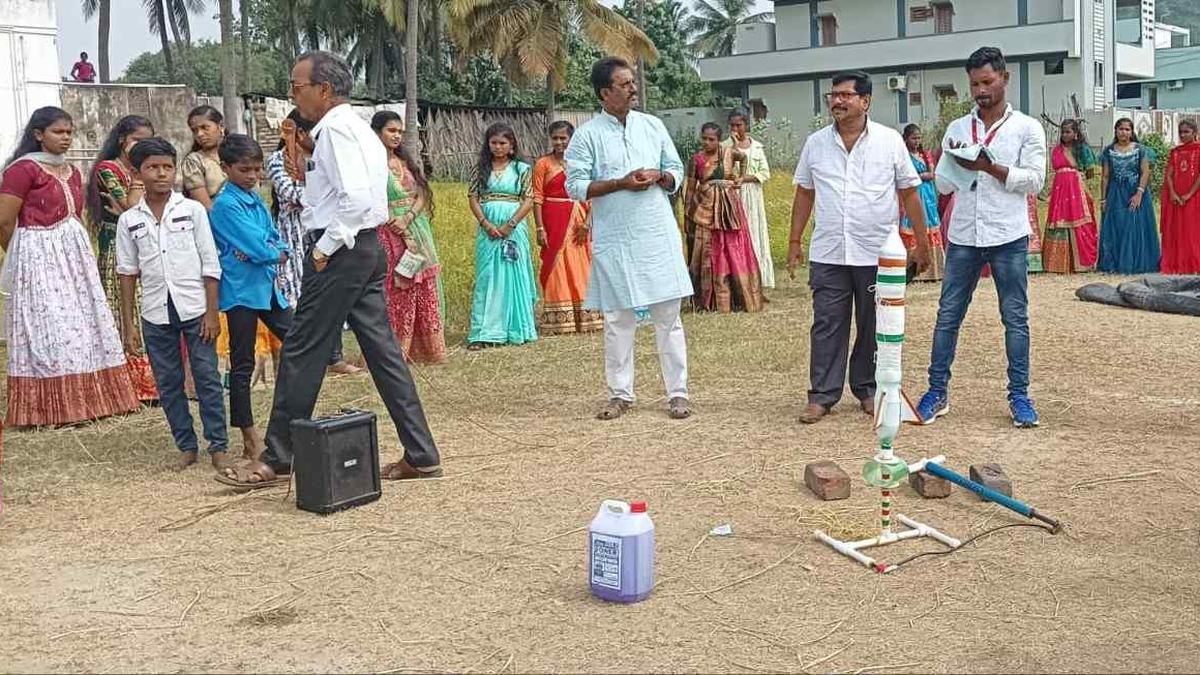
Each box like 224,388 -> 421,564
600,500 -> 631,515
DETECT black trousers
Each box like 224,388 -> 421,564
808,261 -> 876,408
226,296 -> 292,429
262,228 -> 440,470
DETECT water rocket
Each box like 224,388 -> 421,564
814,230 -> 961,572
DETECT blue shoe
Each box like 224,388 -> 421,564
916,391 -> 949,424
1009,395 -> 1040,428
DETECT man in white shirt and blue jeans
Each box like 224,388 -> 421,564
787,71 -> 931,425
916,47 -> 1046,428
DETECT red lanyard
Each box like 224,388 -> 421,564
972,111 -> 1012,147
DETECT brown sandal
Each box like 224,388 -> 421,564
214,460 -> 289,491
597,398 -> 632,420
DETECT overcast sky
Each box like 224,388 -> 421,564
57,0 -> 773,78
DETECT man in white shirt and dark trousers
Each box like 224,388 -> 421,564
787,71 -> 931,425
218,51 -> 441,488
915,47 -> 1046,429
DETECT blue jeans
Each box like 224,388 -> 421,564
142,299 -> 228,454
927,236 -> 1030,400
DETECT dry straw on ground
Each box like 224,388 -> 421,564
1,183 -> 1198,673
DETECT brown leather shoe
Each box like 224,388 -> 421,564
798,403 -> 829,424
860,396 -> 875,417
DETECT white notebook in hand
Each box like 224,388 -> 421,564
936,144 -> 997,193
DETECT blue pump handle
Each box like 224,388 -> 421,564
922,462 -> 1062,532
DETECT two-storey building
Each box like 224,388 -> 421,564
699,0 -> 1158,139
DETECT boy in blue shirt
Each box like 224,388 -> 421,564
209,134 -> 292,460
116,137 -> 229,470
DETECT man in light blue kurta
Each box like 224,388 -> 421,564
565,57 -> 693,421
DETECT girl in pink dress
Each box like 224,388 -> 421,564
0,107 -> 138,427
1043,119 -> 1099,273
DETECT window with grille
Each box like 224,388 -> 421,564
933,3 -> 953,34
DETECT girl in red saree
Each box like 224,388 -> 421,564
1043,119 -> 1099,273
1161,119 -> 1200,274
532,121 -> 602,334
684,123 -> 763,313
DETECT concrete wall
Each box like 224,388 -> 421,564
1117,41 -> 1156,78
905,0 -> 1021,37
821,0 -> 896,44
734,23 -> 776,54
658,107 -> 736,137
746,56 -> 1096,144
1124,79 -> 1200,111
57,84 -> 241,177
1029,0 -> 1066,23
701,21 -> 1075,82
748,81 -> 819,128
1,0 -> 62,163
775,3 -> 812,50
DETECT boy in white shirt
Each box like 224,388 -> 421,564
116,137 -> 229,470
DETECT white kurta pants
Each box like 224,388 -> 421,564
603,298 -> 688,402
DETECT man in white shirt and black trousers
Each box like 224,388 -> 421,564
218,51 -> 442,488
787,70 -> 932,425
915,47 -> 1046,429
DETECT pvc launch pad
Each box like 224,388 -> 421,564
813,456 -> 962,574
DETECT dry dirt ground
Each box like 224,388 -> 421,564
1,273 -> 1197,673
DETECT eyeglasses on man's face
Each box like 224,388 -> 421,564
824,91 -> 864,103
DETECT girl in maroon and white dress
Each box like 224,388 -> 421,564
0,107 -> 138,427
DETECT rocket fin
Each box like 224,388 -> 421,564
899,390 -> 921,425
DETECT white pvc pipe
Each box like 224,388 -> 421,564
907,455 -> 947,474
896,513 -> 962,548
814,529 -> 877,569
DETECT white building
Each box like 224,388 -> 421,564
1,0 -> 62,162
1154,21 -> 1190,49
699,0 -> 1159,139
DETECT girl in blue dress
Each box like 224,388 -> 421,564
466,122 -> 539,349
1098,118 -> 1161,274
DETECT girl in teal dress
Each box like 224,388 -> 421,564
467,122 -> 539,349
1098,117 -> 1161,274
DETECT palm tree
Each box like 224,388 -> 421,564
141,0 -> 206,83
143,0 -> 177,81
241,0 -> 252,93
449,0 -> 657,119
80,0 -> 111,82
403,0 -> 420,154
686,0 -> 773,58
218,0 -> 239,129
366,0 -> 421,151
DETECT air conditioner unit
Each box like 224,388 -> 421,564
887,75 -> 908,92
1167,79 -> 1184,90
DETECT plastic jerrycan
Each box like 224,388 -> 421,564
587,499 -> 655,603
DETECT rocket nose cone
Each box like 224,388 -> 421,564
879,229 -> 908,261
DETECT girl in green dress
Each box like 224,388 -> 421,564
466,123 -> 539,349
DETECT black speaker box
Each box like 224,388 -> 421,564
291,410 -> 381,514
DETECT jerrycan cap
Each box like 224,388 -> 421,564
630,501 -> 648,513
